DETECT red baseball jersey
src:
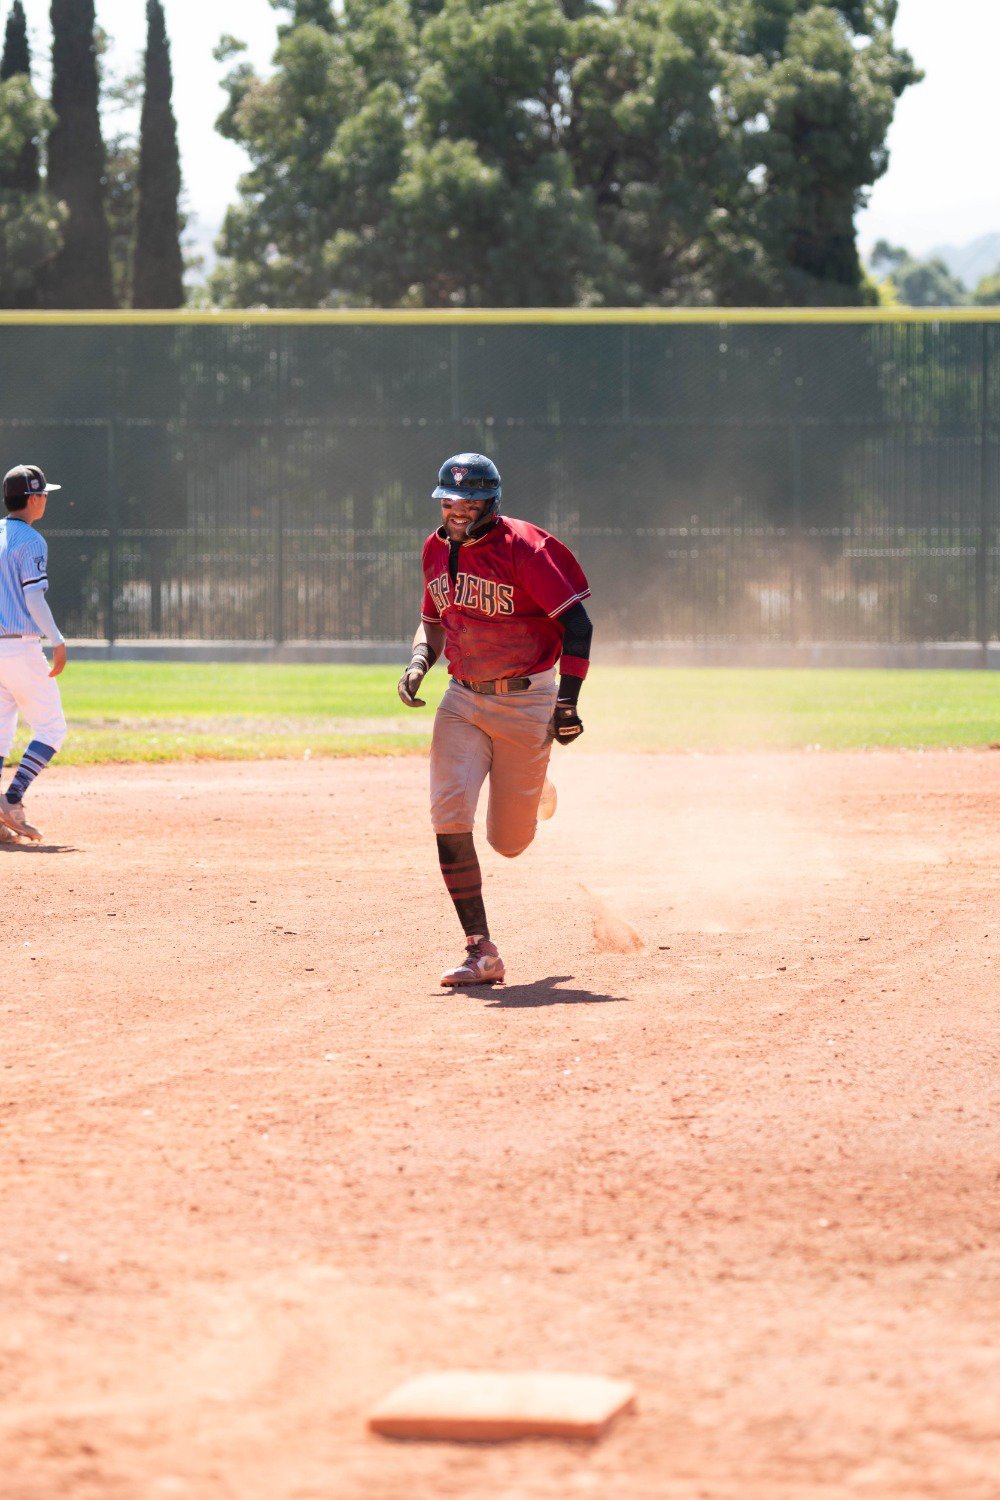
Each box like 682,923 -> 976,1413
421,516 -> 590,682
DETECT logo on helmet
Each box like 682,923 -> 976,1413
451,467 -> 468,485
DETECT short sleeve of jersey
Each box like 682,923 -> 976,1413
420,535 -> 440,621
515,532 -> 590,618
420,584 -> 439,622
19,535 -> 48,593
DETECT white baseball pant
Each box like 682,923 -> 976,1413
0,639 -> 67,756
430,669 -> 557,857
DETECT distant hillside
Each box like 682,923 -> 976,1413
928,234 -> 1000,290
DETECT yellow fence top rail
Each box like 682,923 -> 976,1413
0,307 -> 998,327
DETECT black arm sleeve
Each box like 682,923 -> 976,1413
558,600 -> 593,660
555,601 -> 593,706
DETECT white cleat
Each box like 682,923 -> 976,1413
0,823 -> 18,844
0,796 -> 41,842
538,777 -> 557,821
440,938 -> 506,987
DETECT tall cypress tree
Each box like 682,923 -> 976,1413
1,1 -> 30,79
47,0 -> 115,306
0,1 -> 39,191
132,0 -> 183,307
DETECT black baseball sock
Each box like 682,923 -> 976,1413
436,832 -> 489,941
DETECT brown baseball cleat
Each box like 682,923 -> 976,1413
538,777 -> 557,821
0,797 -> 42,842
440,937 -> 506,986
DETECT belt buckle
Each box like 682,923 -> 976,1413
495,679 -> 508,695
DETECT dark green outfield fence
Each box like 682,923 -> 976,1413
2,309 -> 998,648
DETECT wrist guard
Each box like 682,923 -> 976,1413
398,645 -> 434,708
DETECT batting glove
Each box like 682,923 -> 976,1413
550,701 -> 584,745
398,651 -> 430,708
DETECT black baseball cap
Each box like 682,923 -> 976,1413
2,464 -> 61,500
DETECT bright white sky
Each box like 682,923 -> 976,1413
855,0 -> 1000,255
17,0 -> 1000,272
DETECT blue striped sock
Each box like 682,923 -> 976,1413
6,741 -> 56,804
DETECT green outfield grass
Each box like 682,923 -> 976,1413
7,663 -> 1000,765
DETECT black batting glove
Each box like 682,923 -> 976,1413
550,701 -> 584,745
397,648 -> 432,708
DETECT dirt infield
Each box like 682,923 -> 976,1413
3,751 -> 998,1499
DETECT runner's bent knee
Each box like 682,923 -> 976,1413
487,832 -> 532,858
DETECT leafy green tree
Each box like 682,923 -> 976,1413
870,240 -> 969,307
724,2 -> 921,304
895,259 -> 967,307
569,0 -> 749,304
972,267 -> 1000,306
279,0 -> 337,30
132,0 -> 184,307
335,0 -> 610,305
211,0 -> 917,307
47,0 -> 116,307
213,0 -> 725,306
211,15 -> 369,306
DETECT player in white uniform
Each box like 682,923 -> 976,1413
0,465 -> 68,843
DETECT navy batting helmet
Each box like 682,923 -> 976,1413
433,453 -> 501,537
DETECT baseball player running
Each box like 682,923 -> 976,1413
0,465 -> 68,844
398,453 -> 592,986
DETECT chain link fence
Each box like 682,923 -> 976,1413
2,313 -> 997,648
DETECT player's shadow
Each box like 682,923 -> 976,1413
481,974 -> 630,1008
1,841 -> 78,855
